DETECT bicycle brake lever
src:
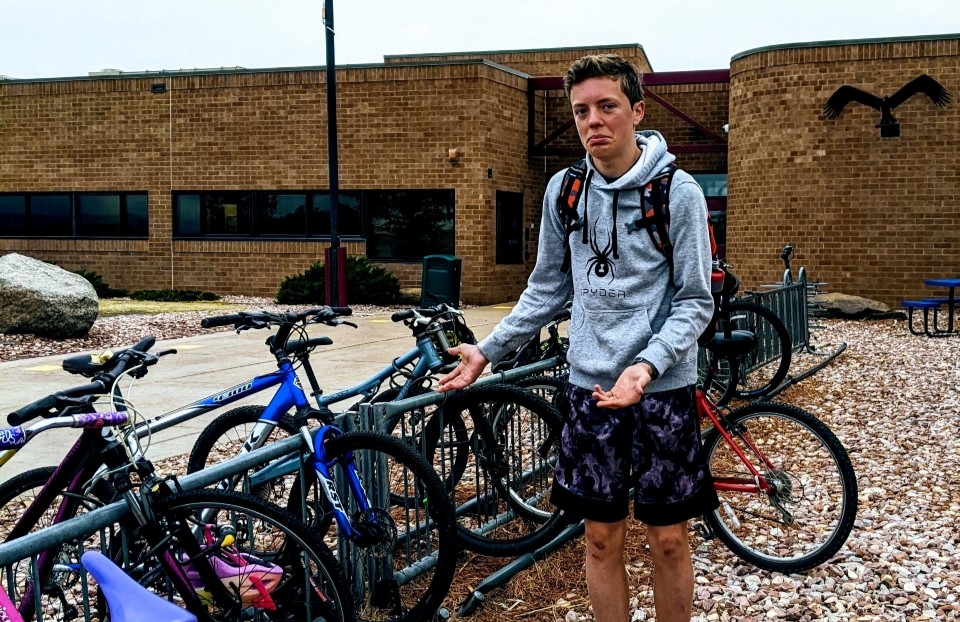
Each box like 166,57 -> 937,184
339,321 -> 358,329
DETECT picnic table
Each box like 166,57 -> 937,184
925,278 -> 960,333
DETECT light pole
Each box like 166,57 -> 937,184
323,0 -> 345,305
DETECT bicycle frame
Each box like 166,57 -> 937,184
696,389 -> 773,496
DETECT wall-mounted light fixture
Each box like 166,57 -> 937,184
151,83 -> 167,94
447,148 -> 461,162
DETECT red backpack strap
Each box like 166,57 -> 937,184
638,164 -> 678,282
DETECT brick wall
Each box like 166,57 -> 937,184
0,62 -> 535,303
728,37 -> 960,307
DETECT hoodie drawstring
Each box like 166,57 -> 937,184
611,190 -> 620,259
580,169 -> 594,246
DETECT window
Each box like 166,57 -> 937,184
365,190 -> 455,262
172,189 -> 455,262
0,192 -> 148,238
495,191 -> 524,264
692,173 -> 727,198
174,191 -> 364,238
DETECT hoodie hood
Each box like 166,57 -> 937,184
577,130 -> 676,260
585,130 -> 676,190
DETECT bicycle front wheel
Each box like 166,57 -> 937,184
113,489 -> 353,622
287,431 -> 458,622
701,402 -> 858,572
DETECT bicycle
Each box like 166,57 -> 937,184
694,329 -> 858,571
0,392 -> 354,622
191,309 -> 570,559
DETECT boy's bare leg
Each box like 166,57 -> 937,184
584,518 -> 629,622
647,522 -> 694,622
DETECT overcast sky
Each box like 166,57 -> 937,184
1,0 -> 958,79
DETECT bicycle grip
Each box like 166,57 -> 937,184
8,395 -> 58,426
200,313 -> 246,328
391,309 -> 415,322
329,306 -> 352,316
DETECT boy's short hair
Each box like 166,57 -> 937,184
563,55 -> 644,105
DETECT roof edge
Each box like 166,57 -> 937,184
732,32 -> 960,63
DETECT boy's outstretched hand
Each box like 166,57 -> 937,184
437,343 -> 488,392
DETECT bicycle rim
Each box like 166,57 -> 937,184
292,431 -> 457,622
114,489 -> 352,622
702,403 -> 858,572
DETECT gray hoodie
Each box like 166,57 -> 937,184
478,130 -> 714,393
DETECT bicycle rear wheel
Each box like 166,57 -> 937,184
432,384 -> 569,557
112,489 -> 353,622
287,431 -> 457,622
706,301 -> 792,401
701,402 -> 858,572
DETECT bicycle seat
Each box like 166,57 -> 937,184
702,329 -> 758,358
62,350 -> 118,377
81,551 -> 198,622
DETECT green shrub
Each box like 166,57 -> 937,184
130,289 -> 220,302
74,269 -> 128,298
275,255 -> 402,306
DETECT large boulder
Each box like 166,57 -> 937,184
0,253 -> 99,338
812,292 -> 899,319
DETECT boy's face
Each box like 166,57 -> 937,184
570,76 -> 644,163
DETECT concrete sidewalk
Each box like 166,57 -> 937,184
0,303 -> 515,481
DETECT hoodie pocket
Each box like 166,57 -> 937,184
567,301 -> 653,382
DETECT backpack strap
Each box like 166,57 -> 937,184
636,164 -> 679,282
556,159 -> 588,273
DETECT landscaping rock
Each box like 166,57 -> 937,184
812,292 -> 899,319
0,253 -> 98,338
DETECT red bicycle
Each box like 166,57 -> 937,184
695,329 -> 858,572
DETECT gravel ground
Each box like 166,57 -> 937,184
2,307 -> 959,621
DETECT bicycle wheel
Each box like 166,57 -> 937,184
110,489 -> 353,622
433,384 -> 570,557
286,431 -> 457,622
512,374 -> 565,408
711,301 -> 792,401
187,405 -> 300,506
0,466 -> 114,622
701,402 -> 858,572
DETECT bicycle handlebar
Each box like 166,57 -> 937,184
390,304 -> 460,323
200,306 -> 353,329
8,336 -> 158,426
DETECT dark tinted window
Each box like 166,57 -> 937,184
310,192 -> 362,237
77,194 -> 122,236
30,195 -> 72,236
495,191 -> 523,264
175,195 -> 202,236
204,192 -> 252,235
0,195 -> 27,236
126,194 -> 149,236
257,193 -> 307,236
366,190 -> 455,262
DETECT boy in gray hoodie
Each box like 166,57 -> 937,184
439,54 -> 718,622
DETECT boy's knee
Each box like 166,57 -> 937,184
647,525 -> 689,562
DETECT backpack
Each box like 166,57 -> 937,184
556,159 -> 725,345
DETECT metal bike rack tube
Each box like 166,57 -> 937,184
456,521 -> 585,617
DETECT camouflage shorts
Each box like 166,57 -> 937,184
550,383 -> 719,525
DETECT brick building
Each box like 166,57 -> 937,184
1,35 -> 956,307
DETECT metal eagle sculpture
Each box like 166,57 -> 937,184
822,74 -> 951,137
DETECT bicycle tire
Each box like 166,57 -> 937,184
709,301 -> 792,401
186,405 -> 300,506
286,431 -> 457,622
433,384 -> 570,557
0,466 -> 114,622
109,488 -> 353,622
701,402 -> 858,572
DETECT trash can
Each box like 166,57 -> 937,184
420,255 -> 462,308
